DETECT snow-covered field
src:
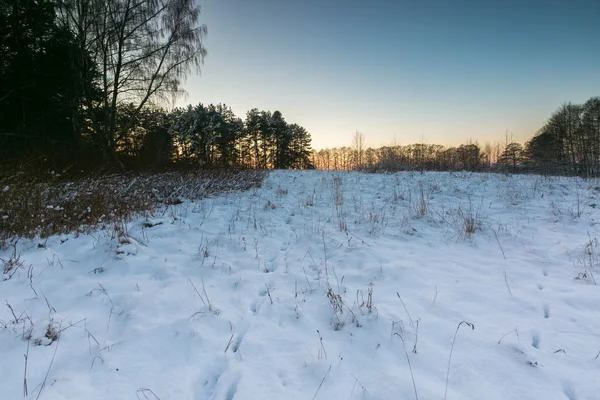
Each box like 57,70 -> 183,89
2,170 -> 600,400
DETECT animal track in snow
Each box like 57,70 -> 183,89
543,304 -> 550,319
204,370 -> 241,400
531,333 -> 541,349
249,299 -> 258,314
230,329 -> 246,354
224,372 -> 241,400
563,381 -> 577,400
277,371 -> 289,387
194,359 -> 227,400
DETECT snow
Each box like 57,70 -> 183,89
1,170 -> 600,400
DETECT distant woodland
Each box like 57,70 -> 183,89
313,97 -> 600,177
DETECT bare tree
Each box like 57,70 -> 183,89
57,0 -> 207,158
483,141 -> 493,168
352,130 -> 366,170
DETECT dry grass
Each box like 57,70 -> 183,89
0,170 -> 266,243
332,176 -> 344,206
1,240 -> 23,279
275,186 -> 288,196
417,182 -> 428,217
458,200 -> 483,238
326,287 -> 346,330
576,235 -> 598,284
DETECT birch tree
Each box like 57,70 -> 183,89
57,0 -> 207,159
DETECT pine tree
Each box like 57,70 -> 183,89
271,111 -> 290,169
258,111 -> 272,169
524,132 -> 558,175
498,143 -> 524,173
0,0 -> 97,164
289,124 -> 313,169
245,109 -> 262,168
214,104 -> 243,167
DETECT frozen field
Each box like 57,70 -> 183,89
1,170 -> 600,400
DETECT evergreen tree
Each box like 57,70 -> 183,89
289,124 -> 313,169
498,143 -> 524,173
0,0 -> 97,164
271,111 -> 290,169
244,109 -> 262,168
169,104 -> 210,165
214,104 -> 242,167
258,111 -> 272,169
138,108 -> 172,168
524,132 -> 557,175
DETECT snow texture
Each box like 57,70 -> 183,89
1,170 -> 600,400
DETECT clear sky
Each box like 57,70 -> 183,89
182,0 -> 600,150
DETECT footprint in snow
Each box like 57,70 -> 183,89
563,381 -> 577,400
509,346 -> 539,368
280,238 -> 291,251
531,333 -> 541,349
224,372 -> 241,400
537,284 -> 544,291
264,261 -> 277,273
542,269 -> 549,277
543,304 -> 550,319
194,358 -> 227,400
231,334 -> 244,353
203,370 -> 241,400
277,371 -> 289,387
225,373 -> 242,400
228,326 -> 247,354
250,288 -> 271,314
249,299 -> 259,314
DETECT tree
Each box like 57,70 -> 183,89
213,103 -> 243,167
288,123 -> 313,169
524,131 -> 557,175
271,111 -> 289,169
258,111 -> 272,168
483,141 -> 493,168
351,131 -> 366,169
169,103 -> 212,165
456,143 -> 481,171
524,98 -> 600,177
244,109 -> 262,168
581,97 -> 600,176
498,142 -> 524,173
546,103 -> 583,173
138,108 -> 172,167
56,0 -> 207,160
0,0 -> 96,163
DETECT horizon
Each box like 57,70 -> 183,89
178,0 -> 599,151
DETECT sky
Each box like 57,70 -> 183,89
182,0 -> 600,150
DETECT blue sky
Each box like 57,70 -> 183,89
183,0 -> 600,150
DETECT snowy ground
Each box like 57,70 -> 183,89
1,170 -> 600,400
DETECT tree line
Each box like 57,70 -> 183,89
168,105 -> 312,169
0,0 -> 313,171
312,143 -> 500,172
314,97 -> 600,177
312,133 -> 515,173
526,98 -> 600,177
